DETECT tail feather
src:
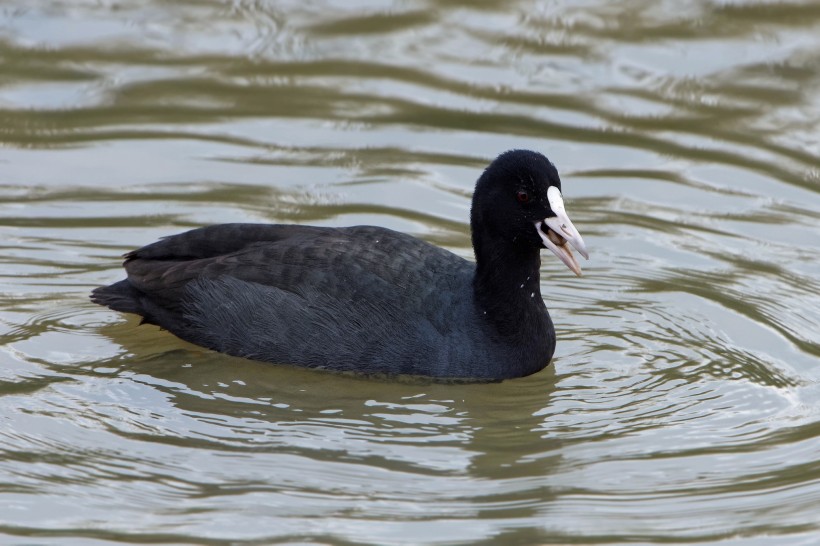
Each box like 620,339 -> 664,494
91,280 -> 145,316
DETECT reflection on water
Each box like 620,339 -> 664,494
1,0 -> 820,544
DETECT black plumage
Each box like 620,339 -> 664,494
91,150 -> 588,380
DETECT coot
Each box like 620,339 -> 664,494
92,150 -> 588,380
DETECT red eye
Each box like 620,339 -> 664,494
516,191 -> 530,203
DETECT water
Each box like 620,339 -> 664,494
1,1 -> 819,544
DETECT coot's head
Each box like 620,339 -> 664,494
470,149 -> 589,275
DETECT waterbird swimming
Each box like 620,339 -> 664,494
92,149 -> 589,381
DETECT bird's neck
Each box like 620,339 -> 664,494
472,243 -> 547,336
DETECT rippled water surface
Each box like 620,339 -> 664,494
2,1 -> 820,544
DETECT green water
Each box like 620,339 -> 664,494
1,1 -> 819,544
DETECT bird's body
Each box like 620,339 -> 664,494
92,150 -> 588,381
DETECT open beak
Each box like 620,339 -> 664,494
534,186 -> 589,276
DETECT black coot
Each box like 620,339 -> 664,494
92,150 -> 589,380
